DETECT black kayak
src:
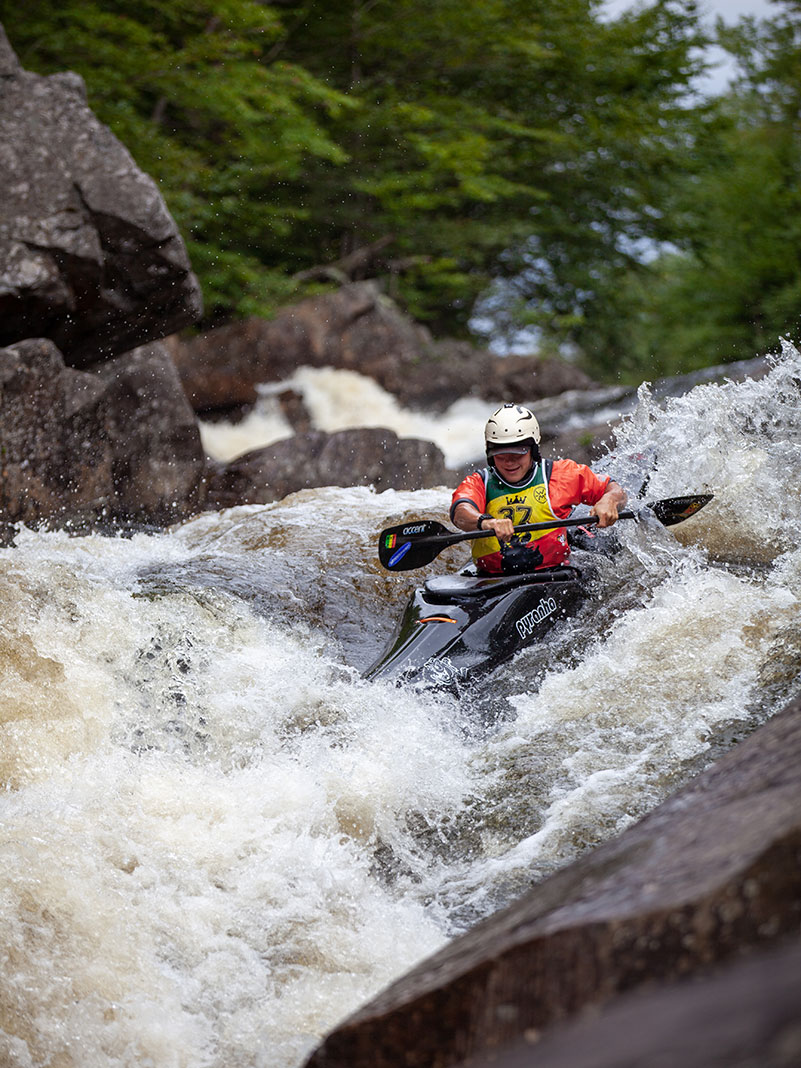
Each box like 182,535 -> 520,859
364,564 -> 587,691
365,493 -> 714,692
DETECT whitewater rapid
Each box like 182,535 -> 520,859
198,366 -> 489,469
1,344 -> 800,1068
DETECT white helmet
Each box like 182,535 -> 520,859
485,403 -> 541,456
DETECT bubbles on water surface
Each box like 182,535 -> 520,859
611,339 -> 801,563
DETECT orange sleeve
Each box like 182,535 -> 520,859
450,471 -> 486,521
548,459 -> 611,518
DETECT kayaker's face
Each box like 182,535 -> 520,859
493,448 -> 532,482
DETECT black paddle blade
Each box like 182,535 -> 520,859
647,493 -> 714,526
378,520 -> 452,571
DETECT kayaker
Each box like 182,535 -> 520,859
451,402 -> 627,574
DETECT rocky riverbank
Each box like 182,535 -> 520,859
164,281 -> 597,417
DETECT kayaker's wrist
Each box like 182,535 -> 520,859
477,513 -> 493,531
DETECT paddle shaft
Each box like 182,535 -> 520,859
381,513 -> 632,571
427,510 -> 637,549
378,494 -> 713,571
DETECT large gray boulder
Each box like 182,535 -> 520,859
303,695 -> 801,1068
0,25 -> 202,366
0,338 -> 208,533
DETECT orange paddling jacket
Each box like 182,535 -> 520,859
450,458 -> 612,574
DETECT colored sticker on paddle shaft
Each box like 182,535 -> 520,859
680,500 -> 705,518
385,534 -> 397,548
388,541 -> 412,567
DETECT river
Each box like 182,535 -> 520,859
1,343 -> 800,1068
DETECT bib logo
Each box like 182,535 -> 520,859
516,596 -> 558,638
533,486 -> 548,504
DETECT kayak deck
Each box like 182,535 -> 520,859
423,565 -> 581,600
365,565 -> 586,691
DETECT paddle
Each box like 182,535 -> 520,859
378,494 -> 713,572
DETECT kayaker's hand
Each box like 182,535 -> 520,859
590,483 -> 627,528
452,502 -> 514,541
480,515 -> 514,542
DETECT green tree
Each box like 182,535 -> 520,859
606,0 -> 801,379
1,0 -> 710,353
264,0 -> 710,337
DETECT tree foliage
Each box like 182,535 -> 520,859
598,0 -> 801,379
0,1 -> 706,336
2,0 -> 797,381
242,0 -> 711,337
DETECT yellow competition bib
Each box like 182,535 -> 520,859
472,463 -> 559,560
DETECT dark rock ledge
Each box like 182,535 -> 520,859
303,695 -> 801,1068
0,335 -> 456,541
166,281 -> 598,417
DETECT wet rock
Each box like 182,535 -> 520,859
395,343 -> 598,414
276,388 -> 313,434
166,283 -> 421,410
466,935 -> 801,1068
167,282 -> 596,414
205,427 -> 452,508
303,695 -> 801,1068
0,26 -> 202,367
0,338 -> 208,532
